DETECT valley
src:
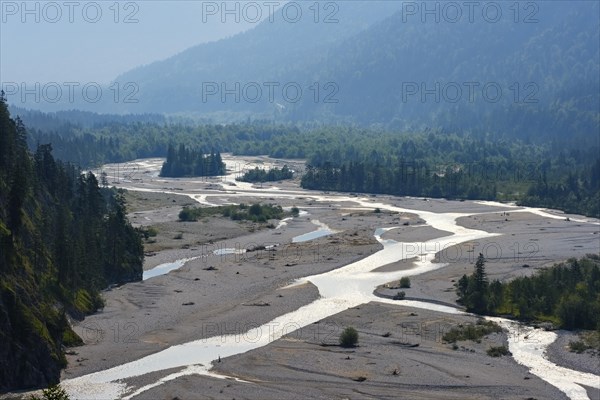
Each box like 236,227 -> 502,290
57,156 -> 600,400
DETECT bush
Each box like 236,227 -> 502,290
399,277 -> 411,288
486,345 -> 511,357
179,207 -> 202,221
393,291 -> 406,300
291,206 -> 300,216
30,384 -> 70,400
340,327 -> 359,347
442,320 -> 502,343
568,340 -> 590,353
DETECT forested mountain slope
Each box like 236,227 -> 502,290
0,93 -> 144,391
113,1 -> 598,143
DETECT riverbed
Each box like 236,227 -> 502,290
60,155 -> 600,400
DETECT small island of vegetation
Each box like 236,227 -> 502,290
179,203 -> 286,223
160,144 -> 225,178
237,165 -> 293,183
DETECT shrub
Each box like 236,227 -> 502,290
29,384 -> 70,400
399,277 -> 411,288
179,207 -> 201,221
568,340 -> 590,353
442,320 -> 502,343
486,345 -> 511,357
340,327 -> 359,347
393,291 -> 406,300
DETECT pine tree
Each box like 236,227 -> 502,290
470,253 -> 489,313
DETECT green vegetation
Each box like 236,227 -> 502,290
486,345 -> 511,357
138,226 -> 158,239
160,143 -> 225,177
456,254 -> 489,314
340,327 -> 359,348
399,277 -> 411,289
237,165 -> 293,183
442,320 -> 502,344
568,331 -> 600,354
179,203 -> 285,223
0,94 -> 144,391
393,291 -> 406,300
568,341 -> 590,354
29,384 -> 70,400
17,109 -> 599,218
456,255 -> 600,330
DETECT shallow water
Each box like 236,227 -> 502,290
142,258 -> 197,280
291,220 -> 337,243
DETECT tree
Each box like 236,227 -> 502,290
455,254 -> 489,314
469,253 -> 489,313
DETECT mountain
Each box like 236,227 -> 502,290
9,2 -> 599,141
291,1 -> 600,139
115,1 -> 598,140
111,1 -> 403,115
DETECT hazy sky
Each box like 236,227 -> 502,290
0,1 -> 274,84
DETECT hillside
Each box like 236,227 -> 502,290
0,93 -> 144,391
108,1 -> 600,143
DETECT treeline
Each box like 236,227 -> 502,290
237,165 -> 293,183
520,161 -> 600,217
298,131 -> 599,217
13,108 -> 600,217
0,94 -> 144,391
457,255 -> 600,330
20,119 -> 303,169
160,144 -> 225,177
301,162 -> 498,200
